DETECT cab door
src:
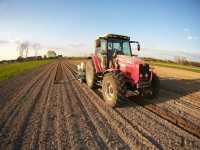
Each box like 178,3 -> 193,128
95,39 -> 107,70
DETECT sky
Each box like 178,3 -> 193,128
0,0 -> 200,61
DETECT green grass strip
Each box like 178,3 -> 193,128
0,59 -> 53,82
149,61 -> 200,73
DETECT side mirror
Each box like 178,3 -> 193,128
137,44 -> 140,51
130,41 -> 140,51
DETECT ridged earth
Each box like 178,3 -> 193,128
0,59 -> 200,150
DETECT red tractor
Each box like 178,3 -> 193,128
81,34 -> 160,107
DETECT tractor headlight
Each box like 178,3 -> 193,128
139,74 -> 143,78
145,73 -> 148,78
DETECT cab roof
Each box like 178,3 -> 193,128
98,34 -> 130,40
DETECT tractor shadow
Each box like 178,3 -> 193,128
120,77 -> 200,108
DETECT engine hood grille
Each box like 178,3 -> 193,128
139,63 -> 150,80
139,64 -> 150,74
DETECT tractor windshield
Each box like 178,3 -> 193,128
107,40 -> 132,56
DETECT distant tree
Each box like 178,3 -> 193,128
174,56 -> 189,65
17,56 -> 24,61
32,43 -> 41,57
43,55 -> 47,59
17,41 -> 30,58
47,50 -> 57,58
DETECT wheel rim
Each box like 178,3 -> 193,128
105,82 -> 114,100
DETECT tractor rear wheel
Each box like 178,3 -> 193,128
102,71 -> 127,107
86,60 -> 97,88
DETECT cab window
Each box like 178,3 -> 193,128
113,42 -> 122,51
96,39 -> 106,53
96,39 -> 107,69
122,41 -> 131,56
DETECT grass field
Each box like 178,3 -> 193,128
148,61 -> 200,73
0,59 -> 53,82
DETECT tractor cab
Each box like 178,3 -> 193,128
95,34 -> 140,70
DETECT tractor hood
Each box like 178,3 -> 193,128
116,55 -> 145,83
116,55 -> 145,65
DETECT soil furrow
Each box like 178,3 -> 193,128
134,92 -> 200,139
62,63 -> 106,149
72,82 -> 130,149
54,84 -> 70,149
37,67 -> 60,149
63,64 -> 127,149
160,89 -> 200,113
0,63 -> 56,149
0,64 -> 47,108
18,63 -> 58,150
0,63 -> 55,131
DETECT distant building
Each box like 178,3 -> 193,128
57,55 -> 63,58
47,50 -> 57,58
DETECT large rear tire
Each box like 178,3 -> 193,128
102,71 -> 127,107
86,60 -> 97,88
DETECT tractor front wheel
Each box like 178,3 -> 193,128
86,60 -> 96,88
102,72 -> 127,107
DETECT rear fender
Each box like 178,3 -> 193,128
92,53 -> 102,73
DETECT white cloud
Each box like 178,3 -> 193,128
184,28 -> 199,40
187,36 -> 199,40
187,36 -> 193,40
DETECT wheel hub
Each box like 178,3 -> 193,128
105,82 -> 114,100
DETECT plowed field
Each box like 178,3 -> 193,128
0,59 -> 200,149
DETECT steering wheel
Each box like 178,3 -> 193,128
113,48 -> 123,57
